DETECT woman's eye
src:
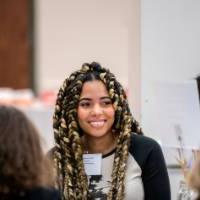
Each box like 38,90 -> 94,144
79,102 -> 90,107
101,100 -> 112,106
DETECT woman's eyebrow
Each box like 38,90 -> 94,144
100,96 -> 111,100
79,96 -> 111,102
79,98 -> 91,102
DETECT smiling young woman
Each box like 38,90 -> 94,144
77,80 -> 116,155
52,62 -> 171,200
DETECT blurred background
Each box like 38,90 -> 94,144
1,1 -> 200,199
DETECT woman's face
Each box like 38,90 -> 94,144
77,80 -> 115,139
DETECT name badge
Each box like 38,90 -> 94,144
83,153 -> 102,175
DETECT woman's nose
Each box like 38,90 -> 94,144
90,104 -> 103,115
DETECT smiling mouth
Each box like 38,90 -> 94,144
89,120 -> 106,128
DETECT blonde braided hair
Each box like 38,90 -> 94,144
53,62 -> 142,199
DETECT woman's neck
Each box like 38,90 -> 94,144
82,133 -> 117,155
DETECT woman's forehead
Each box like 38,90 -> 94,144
80,80 -> 109,98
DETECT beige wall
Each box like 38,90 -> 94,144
34,0 -> 141,120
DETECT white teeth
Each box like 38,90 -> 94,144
89,121 -> 105,128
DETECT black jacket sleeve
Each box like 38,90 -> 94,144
130,134 -> 171,200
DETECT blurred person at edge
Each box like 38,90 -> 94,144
0,106 -> 61,200
51,62 -> 171,200
186,75 -> 200,200
187,152 -> 200,200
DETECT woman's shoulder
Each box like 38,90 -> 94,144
130,133 -> 160,148
47,147 -> 56,158
129,133 -> 163,166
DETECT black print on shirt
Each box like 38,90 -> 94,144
88,175 -> 111,200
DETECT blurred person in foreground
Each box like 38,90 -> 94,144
0,105 -> 60,200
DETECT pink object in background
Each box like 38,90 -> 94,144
39,90 -> 57,106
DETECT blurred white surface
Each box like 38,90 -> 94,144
21,106 -> 55,152
142,80 -> 200,149
168,168 -> 182,200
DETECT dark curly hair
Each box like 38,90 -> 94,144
53,62 -> 143,199
0,106 -> 54,194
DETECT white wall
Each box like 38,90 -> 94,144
34,0 -> 141,119
141,0 -> 200,133
141,0 -> 200,83
141,1 -> 200,199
